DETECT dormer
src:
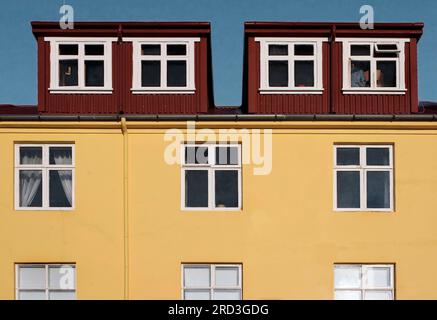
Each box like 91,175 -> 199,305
32,22 -> 213,114
244,22 -> 424,114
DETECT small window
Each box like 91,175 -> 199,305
48,38 -> 114,93
182,264 -> 242,300
334,145 -> 393,211
182,144 -> 241,210
15,144 -> 74,210
257,38 -> 325,93
130,38 -> 199,93
16,264 -> 76,300
334,264 -> 394,300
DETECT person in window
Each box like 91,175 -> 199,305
351,61 -> 370,87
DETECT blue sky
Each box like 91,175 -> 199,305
0,0 -> 436,106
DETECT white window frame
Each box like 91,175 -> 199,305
256,37 -> 327,94
334,264 -> 394,300
181,143 -> 242,211
14,144 -> 75,211
45,37 -> 116,94
125,37 -> 200,94
334,145 -> 393,212
337,38 -> 409,94
15,263 -> 76,300
181,264 -> 242,300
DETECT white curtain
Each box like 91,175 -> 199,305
53,150 -> 73,206
19,171 -> 42,207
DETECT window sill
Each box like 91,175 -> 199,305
333,209 -> 394,213
131,89 -> 196,95
49,88 -> 113,94
15,207 -> 74,211
342,89 -> 407,95
181,207 -> 242,212
259,89 -> 324,95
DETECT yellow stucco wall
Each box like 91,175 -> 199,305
1,121 -> 437,299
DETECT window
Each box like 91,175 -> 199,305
182,264 -> 242,300
339,38 -> 408,94
181,144 -> 241,210
334,145 -> 393,211
15,144 -> 74,210
334,264 -> 394,300
46,37 -> 115,93
128,38 -> 199,93
256,37 -> 326,94
16,264 -> 76,300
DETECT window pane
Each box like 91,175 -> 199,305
49,265 -> 76,290
49,170 -> 72,208
85,44 -> 104,56
364,290 -> 392,300
215,267 -> 239,287
19,170 -> 43,207
141,44 -> 161,55
366,266 -> 392,288
184,290 -> 210,300
268,45 -> 288,56
19,266 -> 45,289
167,60 -> 187,87
215,146 -> 239,165
351,61 -> 370,88
294,61 -> 314,87
141,61 -> 160,87
185,170 -> 209,208
334,266 -> 361,288
366,171 -> 390,209
59,60 -> 78,86
20,147 -> 42,165
184,266 -> 210,287
49,291 -> 76,300
167,44 -> 186,55
366,148 -> 390,166
376,44 -> 398,51
335,290 -> 362,300
377,61 -> 397,87
213,290 -> 241,300
185,146 -> 208,164
85,60 -> 104,87
18,290 -> 46,300
59,44 -> 78,55
215,170 -> 239,208
336,147 -> 360,166
351,45 -> 371,56
336,171 -> 360,209
295,44 -> 314,56
269,61 -> 288,87
49,147 -> 73,165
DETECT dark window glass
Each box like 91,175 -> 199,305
377,61 -> 397,87
215,146 -> 239,165
351,45 -> 371,56
337,171 -> 360,208
167,61 -> 187,87
59,60 -> 78,86
376,44 -> 398,51
351,61 -> 371,87
20,147 -> 42,165
185,146 -> 208,164
185,170 -> 208,207
269,61 -> 288,87
295,44 -> 314,56
215,170 -> 239,208
374,52 -> 398,58
268,45 -> 288,56
59,44 -> 78,55
49,147 -> 73,165
141,44 -> 160,55
85,61 -> 104,87
367,171 -> 390,209
167,44 -> 187,55
19,170 -> 43,207
49,170 -> 72,208
366,148 -> 390,166
85,44 -> 104,56
141,61 -> 160,87
337,148 -> 360,166
294,61 -> 314,87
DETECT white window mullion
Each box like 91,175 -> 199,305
209,168 -> 215,209
289,44 -> 294,88
77,44 -> 85,89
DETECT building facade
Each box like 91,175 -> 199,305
1,21 -> 437,300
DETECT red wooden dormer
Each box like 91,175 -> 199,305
244,22 -> 424,114
32,22 -> 213,114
